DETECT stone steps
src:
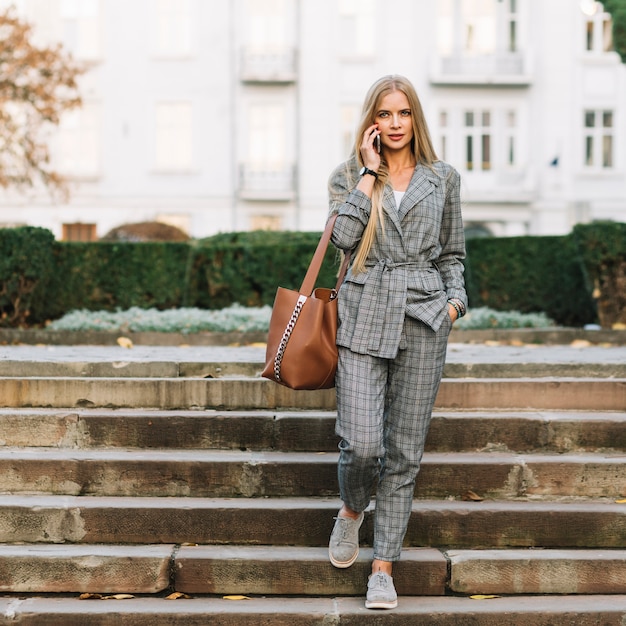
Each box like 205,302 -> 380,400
3,595 -> 626,625
0,355 -> 624,620
1,407 -> 625,452
0,375 -> 625,410
0,447 -> 624,499
2,543 -> 625,596
0,495 -> 624,548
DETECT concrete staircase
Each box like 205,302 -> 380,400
0,353 -> 625,624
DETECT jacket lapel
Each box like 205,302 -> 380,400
382,185 -> 403,235
397,164 -> 439,221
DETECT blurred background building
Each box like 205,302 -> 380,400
0,0 -> 624,240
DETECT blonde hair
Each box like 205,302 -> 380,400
351,75 -> 438,274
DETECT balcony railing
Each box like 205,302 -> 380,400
240,47 -> 297,83
431,52 -> 532,85
239,164 -> 296,201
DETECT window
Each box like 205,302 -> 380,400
63,223 -> 97,241
245,0 -> 288,50
57,103 -> 100,177
438,0 -> 520,57
60,0 -> 100,60
584,109 -> 614,168
462,0 -> 497,55
247,103 -> 286,168
240,102 -> 293,196
505,110 -> 516,166
583,3 -> 613,53
155,102 -> 193,171
504,0 -> 518,52
338,0 -> 376,57
464,109 -> 491,171
155,0 -> 192,57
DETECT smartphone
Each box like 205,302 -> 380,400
375,135 -> 381,153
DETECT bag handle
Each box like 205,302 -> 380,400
300,214 -> 351,296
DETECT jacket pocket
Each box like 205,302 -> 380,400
407,269 -> 444,294
338,270 -> 368,325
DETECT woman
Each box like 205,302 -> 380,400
327,75 -> 467,610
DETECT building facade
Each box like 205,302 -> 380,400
0,0 -> 624,239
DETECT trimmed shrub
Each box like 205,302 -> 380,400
7,222 -> 625,329
188,231 -> 343,310
465,234 -> 596,327
33,241 -> 191,323
572,221 -> 626,328
0,227 -> 55,326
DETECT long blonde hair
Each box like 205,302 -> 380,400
351,75 -> 439,274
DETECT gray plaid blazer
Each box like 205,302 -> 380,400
328,156 -> 467,359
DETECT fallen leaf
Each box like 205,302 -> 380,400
181,542 -> 198,546
117,336 -> 133,349
470,595 -> 500,600
613,323 -> 626,331
103,594 -> 135,600
570,339 -> 591,348
165,592 -> 192,600
462,490 -> 484,502
248,342 -> 266,348
615,498 -> 626,504
78,593 -> 103,600
223,595 -> 251,601
509,340 -> 524,347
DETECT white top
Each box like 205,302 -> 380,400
393,190 -> 405,209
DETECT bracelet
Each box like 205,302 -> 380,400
447,299 -> 465,318
448,297 -> 466,316
448,300 -> 461,318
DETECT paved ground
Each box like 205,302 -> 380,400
1,342 -> 625,365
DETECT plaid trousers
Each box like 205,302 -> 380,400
335,313 -> 452,562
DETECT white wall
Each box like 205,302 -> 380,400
0,0 -> 624,239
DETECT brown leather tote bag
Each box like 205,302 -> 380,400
262,215 -> 349,390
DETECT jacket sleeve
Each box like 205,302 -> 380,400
327,160 -> 372,252
437,167 -> 468,308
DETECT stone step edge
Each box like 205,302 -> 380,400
2,595 -> 626,625
3,448 -> 624,500
2,407 -> 625,455
2,544 -> 626,597
5,447 -> 626,462
0,377 -> 624,411
1,495 -> 625,548
2,327 -> 625,346
174,545 -> 626,597
2,360 -> 625,379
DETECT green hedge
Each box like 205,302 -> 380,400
0,227 -> 55,326
189,231 -> 342,310
2,222 -> 625,328
572,221 -> 626,327
465,234 -> 596,327
38,241 -> 192,322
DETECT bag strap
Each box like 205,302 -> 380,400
299,214 -> 351,296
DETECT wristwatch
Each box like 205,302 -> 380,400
359,166 -> 378,179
